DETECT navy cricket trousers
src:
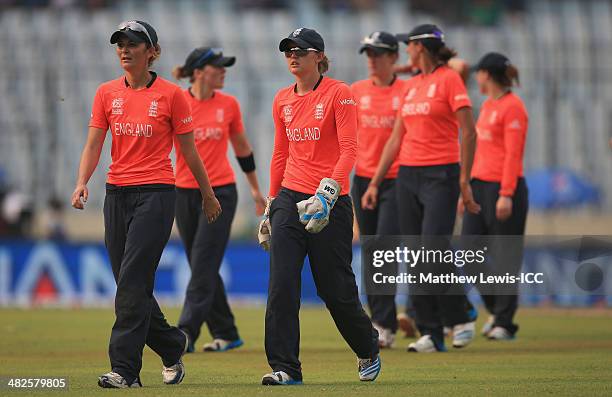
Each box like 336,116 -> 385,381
351,175 -> 400,332
395,165 -> 476,347
265,188 -> 379,381
175,184 -> 240,343
462,178 -> 528,335
104,184 -> 185,384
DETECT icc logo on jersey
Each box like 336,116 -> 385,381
112,98 -> 124,115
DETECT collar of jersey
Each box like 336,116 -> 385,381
293,74 -> 324,95
124,71 -> 157,89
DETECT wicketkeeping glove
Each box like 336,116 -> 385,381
257,197 -> 273,251
296,178 -> 341,234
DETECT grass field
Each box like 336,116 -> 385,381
1,307 -> 612,396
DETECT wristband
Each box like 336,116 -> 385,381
237,153 -> 256,173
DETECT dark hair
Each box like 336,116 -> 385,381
172,64 -> 196,82
419,40 -> 457,64
490,64 -> 520,87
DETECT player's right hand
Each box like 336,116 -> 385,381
71,184 -> 88,210
361,185 -> 378,210
258,197 -> 273,251
202,193 -> 222,223
460,182 -> 481,214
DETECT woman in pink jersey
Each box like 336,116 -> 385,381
71,20 -> 220,388
257,27 -> 380,385
462,52 -> 528,340
172,47 -> 266,353
362,24 -> 480,353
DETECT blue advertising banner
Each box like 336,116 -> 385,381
0,239 -> 610,307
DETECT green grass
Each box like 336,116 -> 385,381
1,307 -> 611,396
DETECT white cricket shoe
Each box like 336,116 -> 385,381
261,371 -> 302,385
373,323 -> 395,348
358,355 -> 381,381
407,335 -> 441,352
452,322 -> 475,348
98,372 -> 142,388
487,326 -> 514,340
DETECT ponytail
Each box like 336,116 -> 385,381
435,45 -> 457,64
318,54 -> 330,74
491,64 -> 520,88
172,64 -> 196,83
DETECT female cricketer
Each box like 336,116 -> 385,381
257,27 -> 381,385
172,46 -> 266,353
462,52 -> 528,340
71,20 -> 221,388
350,31 -> 405,348
362,24 -> 480,353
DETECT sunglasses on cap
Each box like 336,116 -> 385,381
192,48 -> 224,67
360,35 -> 397,50
407,32 -> 445,42
284,47 -> 319,58
117,20 -> 154,47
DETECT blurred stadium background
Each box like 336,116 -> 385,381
0,0 -> 611,308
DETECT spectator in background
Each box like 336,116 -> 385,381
45,196 -> 67,241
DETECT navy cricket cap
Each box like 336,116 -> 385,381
396,24 -> 445,48
474,52 -> 511,74
359,31 -> 399,54
184,47 -> 236,71
279,27 -> 325,52
110,20 -> 158,47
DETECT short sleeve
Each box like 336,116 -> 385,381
229,97 -> 245,135
171,88 -> 193,135
445,70 -> 472,112
88,87 -> 108,131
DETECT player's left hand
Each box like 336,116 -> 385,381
253,191 -> 267,217
496,196 -> 513,221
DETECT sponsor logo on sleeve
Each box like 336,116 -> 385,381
339,98 -> 357,106
181,115 -> 193,124
508,119 -> 522,129
454,94 -> 469,102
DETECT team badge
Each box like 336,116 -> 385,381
148,100 -> 158,117
314,103 -> 324,120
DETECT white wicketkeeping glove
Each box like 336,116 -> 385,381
257,197 -> 273,251
296,178 -> 341,234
